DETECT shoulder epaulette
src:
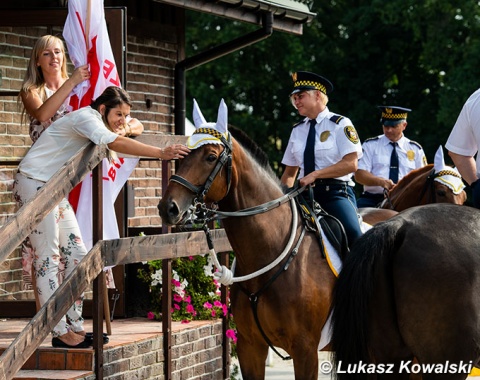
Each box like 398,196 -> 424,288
364,136 -> 380,143
329,114 -> 345,124
292,120 -> 303,128
409,140 -> 423,149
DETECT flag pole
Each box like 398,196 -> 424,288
84,0 -> 113,335
85,0 -> 91,51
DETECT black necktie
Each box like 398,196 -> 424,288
389,142 -> 399,183
304,119 -> 317,175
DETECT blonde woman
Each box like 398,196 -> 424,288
19,35 -> 144,142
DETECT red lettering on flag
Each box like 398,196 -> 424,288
108,166 -> 117,182
103,59 -> 120,86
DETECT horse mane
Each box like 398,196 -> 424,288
389,164 -> 433,191
228,125 -> 278,180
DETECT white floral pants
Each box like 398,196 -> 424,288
13,172 -> 87,337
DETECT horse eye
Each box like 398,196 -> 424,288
437,189 -> 447,197
207,154 -> 217,163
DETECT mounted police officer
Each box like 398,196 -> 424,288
280,71 -> 363,248
355,106 -> 427,208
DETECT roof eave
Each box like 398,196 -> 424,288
154,0 -> 316,35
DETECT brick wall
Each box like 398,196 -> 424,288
0,26 -> 179,300
86,321 -> 224,380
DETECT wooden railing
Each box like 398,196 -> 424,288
0,135 -> 232,380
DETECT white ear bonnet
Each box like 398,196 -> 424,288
186,99 -> 229,149
433,145 -> 465,194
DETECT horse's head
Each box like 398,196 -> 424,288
430,146 -> 466,204
384,146 -> 466,210
158,99 -> 234,225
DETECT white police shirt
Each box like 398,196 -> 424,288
281,107 -> 362,182
446,88 -> 480,177
358,134 -> 427,194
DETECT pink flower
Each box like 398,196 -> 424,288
173,294 -> 183,303
184,295 -> 191,303
211,310 -> 216,317
226,329 -> 237,343
172,279 -> 181,287
188,256 -> 194,261
173,303 -> 180,310
186,304 -> 195,314
147,311 -> 155,320
181,319 -> 191,324
203,301 -> 213,309
213,300 -> 223,308
222,304 -> 228,316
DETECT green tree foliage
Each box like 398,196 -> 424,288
185,1 -> 480,173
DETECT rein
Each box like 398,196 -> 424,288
204,198 -> 300,286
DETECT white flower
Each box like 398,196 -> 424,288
203,255 -> 215,277
151,269 -> 163,286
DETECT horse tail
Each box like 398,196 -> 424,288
330,220 -> 404,380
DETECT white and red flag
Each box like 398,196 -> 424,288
63,0 -> 138,270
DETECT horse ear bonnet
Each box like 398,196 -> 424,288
187,99 -> 230,149
432,145 -> 465,195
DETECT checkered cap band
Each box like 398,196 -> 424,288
436,169 -> 462,179
193,128 -> 223,139
294,80 -> 327,94
382,112 -> 408,120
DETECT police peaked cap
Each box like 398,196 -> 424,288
378,106 -> 412,126
290,71 -> 333,96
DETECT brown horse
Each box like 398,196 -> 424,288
159,100 -> 336,379
380,164 -> 466,211
330,203 -> 480,379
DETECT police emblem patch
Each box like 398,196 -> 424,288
320,131 -> 330,142
344,126 -> 359,144
407,150 -> 415,161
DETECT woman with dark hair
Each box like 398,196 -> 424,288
13,86 -> 189,348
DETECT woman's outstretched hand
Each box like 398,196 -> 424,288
162,144 -> 190,160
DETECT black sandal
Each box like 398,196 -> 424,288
84,333 -> 109,344
52,337 -> 91,349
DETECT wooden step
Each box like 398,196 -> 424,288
12,369 -> 93,380
0,346 -> 93,371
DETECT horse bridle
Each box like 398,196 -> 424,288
169,128 -> 233,206
169,128 -> 306,220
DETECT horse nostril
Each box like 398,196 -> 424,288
168,201 -> 179,219
158,199 -> 177,223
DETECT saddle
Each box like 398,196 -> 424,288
295,188 -> 349,261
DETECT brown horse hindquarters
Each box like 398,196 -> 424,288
331,204 -> 480,379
